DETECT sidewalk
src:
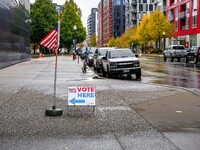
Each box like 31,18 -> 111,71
0,56 -> 199,150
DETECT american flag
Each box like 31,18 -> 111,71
39,25 -> 58,51
69,88 -> 77,93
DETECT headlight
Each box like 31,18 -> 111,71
133,61 -> 140,67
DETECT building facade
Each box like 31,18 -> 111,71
87,8 -> 98,45
165,0 -> 200,47
125,0 -> 154,30
98,0 -> 125,46
112,0 -> 126,38
0,0 -> 31,69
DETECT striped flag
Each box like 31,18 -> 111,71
39,25 -> 58,51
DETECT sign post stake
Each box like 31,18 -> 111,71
45,10 -> 63,116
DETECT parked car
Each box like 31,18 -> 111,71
93,47 -> 114,73
163,45 -> 187,62
86,47 -> 97,66
80,50 -> 86,59
101,48 -> 141,79
184,46 -> 197,63
193,46 -> 200,65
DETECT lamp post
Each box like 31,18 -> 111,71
73,25 -> 78,63
163,31 -> 166,50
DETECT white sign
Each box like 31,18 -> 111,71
68,86 -> 95,106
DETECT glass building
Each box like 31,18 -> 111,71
0,0 -> 31,69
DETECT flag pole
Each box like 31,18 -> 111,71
45,11 -> 63,116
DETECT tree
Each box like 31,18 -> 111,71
115,37 -> 121,48
30,0 -> 57,45
148,9 -> 174,50
107,37 -> 115,47
135,15 -> 152,53
90,33 -> 97,47
60,0 -> 86,50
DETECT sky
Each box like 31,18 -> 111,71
30,0 -> 99,28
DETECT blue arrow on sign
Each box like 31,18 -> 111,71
69,98 -> 85,105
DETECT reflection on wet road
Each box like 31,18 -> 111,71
140,56 -> 200,89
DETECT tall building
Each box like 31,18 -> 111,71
112,0 -> 126,38
125,0 -> 154,30
98,0 -> 125,46
0,0 -> 31,69
165,0 -> 200,47
87,8 -> 98,45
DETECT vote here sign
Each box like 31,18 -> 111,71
68,86 -> 96,106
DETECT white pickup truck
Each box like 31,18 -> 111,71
163,45 -> 187,62
101,48 -> 141,79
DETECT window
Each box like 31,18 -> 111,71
149,4 -> 153,11
192,15 -> 197,28
139,4 -> 143,11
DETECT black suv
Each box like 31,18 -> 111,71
185,46 -> 200,64
93,47 -> 114,73
193,46 -> 200,65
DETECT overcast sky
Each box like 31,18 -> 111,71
30,0 -> 99,28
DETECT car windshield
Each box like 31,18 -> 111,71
99,49 -> 109,56
89,48 -> 96,54
173,46 -> 185,49
110,50 -> 135,58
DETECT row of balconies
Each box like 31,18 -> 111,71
168,11 -> 190,22
131,0 -> 137,6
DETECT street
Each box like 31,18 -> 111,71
0,56 -> 200,150
94,55 -> 200,90
140,55 -> 200,89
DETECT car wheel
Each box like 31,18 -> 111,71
107,67 -> 112,78
170,54 -> 174,62
97,67 -> 100,73
163,55 -> 167,62
136,72 -> 141,80
96,63 -> 100,73
93,64 -> 96,71
194,57 -> 198,64
185,57 -> 188,63
102,68 -> 106,77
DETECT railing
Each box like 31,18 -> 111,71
168,15 -> 174,22
131,0 -> 137,5
131,15 -> 137,20
163,6 -> 166,12
131,7 -> 137,12
179,11 -> 186,19
192,24 -> 197,28
181,25 -> 188,30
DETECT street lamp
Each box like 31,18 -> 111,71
163,31 -> 166,50
73,25 -> 78,63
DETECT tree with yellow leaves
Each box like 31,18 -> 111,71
90,33 -> 97,47
148,9 -> 174,50
108,37 -> 116,47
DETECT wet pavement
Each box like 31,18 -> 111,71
0,56 -> 200,150
140,55 -> 200,89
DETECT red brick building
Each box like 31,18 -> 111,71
98,0 -> 125,47
165,0 -> 200,47
98,0 -> 112,46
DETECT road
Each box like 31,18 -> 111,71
140,55 -> 200,89
93,55 -> 200,90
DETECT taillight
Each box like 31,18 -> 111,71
198,48 -> 200,54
